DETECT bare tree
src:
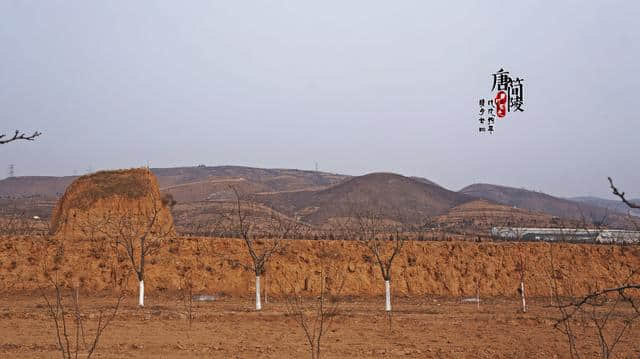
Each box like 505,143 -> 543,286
177,264 -> 196,332
38,238 -> 126,359
548,244 -> 640,358
0,208 -> 41,236
265,208 -> 304,240
41,277 -> 124,359
85,190 -> 174,307
517,251 -> 527,313
229,186 -> 285,310
506,212 -> 528,313
547,178 -> 640,358
347,207 -> 406,313
280,266 -> 345,359
183,211 -> 229,237
0,130 -> 41,144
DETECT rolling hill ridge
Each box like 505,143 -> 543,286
1,165 -> 636,230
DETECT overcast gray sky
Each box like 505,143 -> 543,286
1,1 -> 638,198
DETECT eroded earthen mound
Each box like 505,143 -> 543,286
50,168 -> 175,238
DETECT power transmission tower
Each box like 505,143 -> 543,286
8,164 -> 15,178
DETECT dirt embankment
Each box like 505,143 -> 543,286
49,168 -> 174,238
0,236 -> 638,298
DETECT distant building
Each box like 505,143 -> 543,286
491,227 -> 640,244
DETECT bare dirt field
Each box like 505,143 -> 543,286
1,294 -> 639,358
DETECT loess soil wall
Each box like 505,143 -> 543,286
0,236 -> 638,298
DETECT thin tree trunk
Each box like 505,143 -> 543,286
264,275 -> 268,304
476,281 -> 480,310
255,276 -> 262,311
385,280 -> 391,312
520,281 -> 526,313
139,238 -> 145,307
139,280 -> 144,307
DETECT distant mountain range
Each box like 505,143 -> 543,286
0,165 -> 637,229
460,183 -> 634,227
569,196 -> 640,217
0,166 -> 347,200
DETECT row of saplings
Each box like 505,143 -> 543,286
40,189 -> 639,359
40,221 -> 526,359
42,196 -> 425,359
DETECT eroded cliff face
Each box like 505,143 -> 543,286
1,235 -> 638,299
49,168 -> 174,238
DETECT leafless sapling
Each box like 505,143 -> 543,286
348,207 -> 406,313
548,244 -> 640,359
517,251 -> 527,313
546,178 -> 640,358
229,186 -> 285,310
41,276 -> 124,359
39,240 -> 126,359
177,264 -> 196,332
85,188 -> 174,307
280,266 -> 345,359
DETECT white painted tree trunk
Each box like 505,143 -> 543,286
385,280 -> 391,312
255,276 -> 262,311
139,280 -> 144,307
520,281 -> 526,313
264,276 -> 268,304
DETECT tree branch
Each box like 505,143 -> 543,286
0,130 -> 42,144
608,177 -> 640,209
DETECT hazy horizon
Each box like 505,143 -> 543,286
2,1 -> 639,199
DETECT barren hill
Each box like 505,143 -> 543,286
570,196 -> 640,217
254,172 -> 472,224
459,183 -> 632,228
154,166 -> 349,210
1,166 -> 631,230
0,166 -> 347,200
161,177 -> 272,203
0,176 -> 76,198
152,165 -> 347,192
409,176 -> 441,187
0,166 -> 348,222
431,199 -> 580,236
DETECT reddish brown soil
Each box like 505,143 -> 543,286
1,236 -> 638,298
49,168 -> 174,237
1,236 -> 639,358
0,295 -> 638,358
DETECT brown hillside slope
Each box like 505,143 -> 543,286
0,176 -> 76,198
161,177 -> 272,203
460,183 -> 631,228
152,165 -> 347,191
255,172 -> 472,224
2,236 -> 637,298
49,168 -> 175,237
434,199 -> 572,232
0,166 -> 347,199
